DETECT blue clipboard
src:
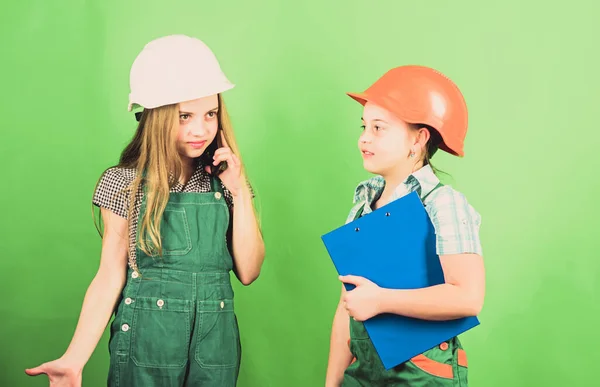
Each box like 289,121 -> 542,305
321,191 -> 480,370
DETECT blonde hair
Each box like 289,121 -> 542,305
93,94 -> 260,263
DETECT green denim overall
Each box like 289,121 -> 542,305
107,176 -> 241,387
342,183 -> 469,386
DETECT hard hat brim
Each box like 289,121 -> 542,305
128,82 -> 235,111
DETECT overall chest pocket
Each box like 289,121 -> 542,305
160,208 -> 192,255
130,297 -> 192,368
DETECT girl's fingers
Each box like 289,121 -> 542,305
213,153 -> 236,167
24,365 -> 45,376
219,130 -> 229,148
212,154 -> 230,164
213,147 -> 231,157
231,153 -> 240,167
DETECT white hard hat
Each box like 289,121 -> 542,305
128,34 -> 235,111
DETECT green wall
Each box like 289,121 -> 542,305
1,1 -> 598,386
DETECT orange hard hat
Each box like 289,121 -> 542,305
347,65 -> 468,157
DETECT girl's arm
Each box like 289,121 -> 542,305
379,253 -> 485,319
325,285 -> 354,387
341,253 -> 485,321
342,189 -> 485,321
211,131 -> 265,286
230,182 -> 265,285
26,208 -> 129,378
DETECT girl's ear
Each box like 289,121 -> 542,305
416,126 -> 431,148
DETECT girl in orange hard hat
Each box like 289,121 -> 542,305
325,65 -> 485,386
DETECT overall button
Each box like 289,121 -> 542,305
125,298 -> 133,305
131,271 -> 139,279
157,299 -> 165,308
214,192 -> 222,200
439,342 -> 449,351
121,324 -> 130,332
220,301 -> 225,309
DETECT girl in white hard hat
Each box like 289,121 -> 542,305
26,34 -> 265,387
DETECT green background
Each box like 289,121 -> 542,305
1,0 -> 599,386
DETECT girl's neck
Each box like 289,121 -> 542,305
180,157 -> 197,185
375,161 -> 424,209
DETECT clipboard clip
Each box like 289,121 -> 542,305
354,211 -> 392,232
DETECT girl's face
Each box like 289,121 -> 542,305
358,102 -> 426,176
176,94 -> 219,161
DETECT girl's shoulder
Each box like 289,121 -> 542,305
97,166 -> 137,187
421,183 -> 484,256
93,166 -> 137,218
425,184 -> 481,220
424,184 -> 483,256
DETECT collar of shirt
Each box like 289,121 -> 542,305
169,160 -> 206,191
351,164 -> 441,217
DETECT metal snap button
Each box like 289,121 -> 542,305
125,298 -> 133,305
131,271 -> 139,279
157,299 -> 165,308
220,301 -> 225,309
121,324 -> 130,332
215,192 -> 222,200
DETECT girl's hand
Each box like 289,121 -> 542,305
340,275 -> 384,322
25,358 -> 82,387
205,130 -> 244,197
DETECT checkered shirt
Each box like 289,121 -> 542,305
346,164 -> 483,257
92,161 -> 251,269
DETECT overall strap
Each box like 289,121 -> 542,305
353,203 -> 366,222
421,182 -> 444,204
210,175 -> 224,194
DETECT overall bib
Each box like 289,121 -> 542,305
107,176 -> 241,387
342,183 -> 469,386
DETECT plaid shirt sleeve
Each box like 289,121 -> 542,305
427,187 -> 483,257
92,167 -> 131,219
